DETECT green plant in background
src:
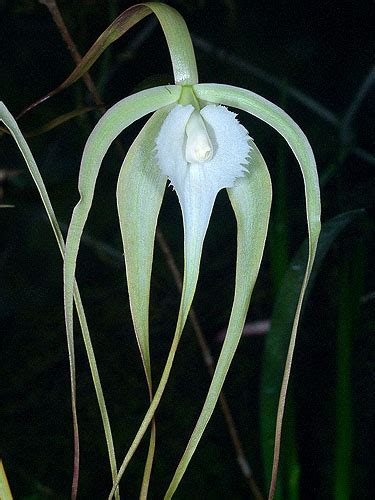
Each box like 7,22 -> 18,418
0,2 -> 321,498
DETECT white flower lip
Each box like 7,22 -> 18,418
156,103 -> 252,277
156,103 -> 251,199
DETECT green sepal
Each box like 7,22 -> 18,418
117,107 -> 171,497
165,140 -> 272,498
117,107 -> 170,380
19,2 -> 197,117
194,83 -> 321,497
64,84 -> 180,389
62,85 -> 179,495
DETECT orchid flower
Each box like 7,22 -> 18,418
9,2 -> 319,498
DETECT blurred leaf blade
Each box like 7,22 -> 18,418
1,107 -> 95,138
335,243 -> 364,499
24,107 -> 95,137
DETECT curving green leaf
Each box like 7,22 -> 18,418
18,2 -> 197,118
0,102 -> 119,499
260,209 -> 365,495
193,83 -> 321,498
165,140 -> 272,498
117,107 -> 170,497
0,107 -> 95,138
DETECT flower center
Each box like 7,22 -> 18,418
185,110 -> 213,164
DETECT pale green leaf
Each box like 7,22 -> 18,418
0,102 -> 119,498
165,140 -> 272,498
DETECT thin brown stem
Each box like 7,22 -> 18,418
39,1 -> 263,498
39,0 -> 105,111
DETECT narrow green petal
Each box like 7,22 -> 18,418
165,140 -> 272,498
64,84 -> 180,408
117,108 -> 171,497
117,107 -> 170,384
19,3 -> 196,117
0,102 -> 119,498
62,85 -> 178,496
194,83 -> 321,497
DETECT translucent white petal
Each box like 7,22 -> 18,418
199,104 -> 251,192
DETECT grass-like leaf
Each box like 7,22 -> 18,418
0,102 -> 118,499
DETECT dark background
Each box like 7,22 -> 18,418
0,0 -> 373,498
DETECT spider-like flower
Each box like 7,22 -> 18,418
57,3 -> 321,498
0,3 -> 321,499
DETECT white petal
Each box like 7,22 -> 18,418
199,104 -> 251,192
